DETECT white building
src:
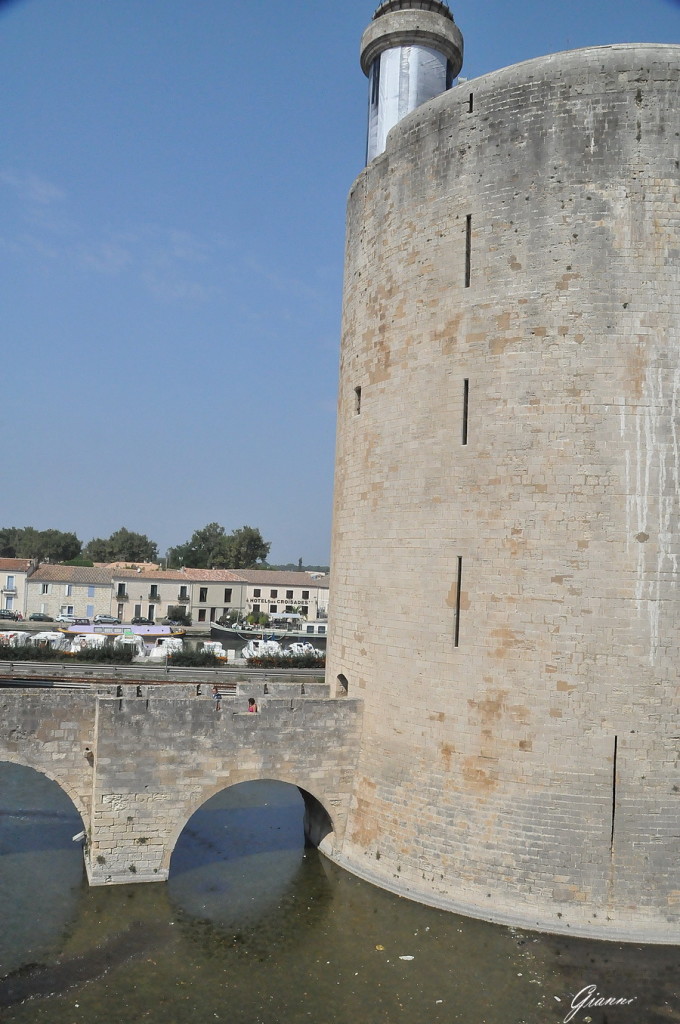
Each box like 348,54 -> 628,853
0,558 -> 35,617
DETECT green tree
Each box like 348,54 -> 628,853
0,527 -> 21,557
167,523 -> 270,569
167,522 -> 228,569
33,529 -> 82,562
0,527 -> 81,561
84,528 -> 158,563
222,525 -> 270,568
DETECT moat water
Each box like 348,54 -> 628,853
0,764 -> 677,1024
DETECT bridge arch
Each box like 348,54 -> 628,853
0,753 -> 89,826
163,774 -> 336,875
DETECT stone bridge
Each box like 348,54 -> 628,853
0,681 -> 362,885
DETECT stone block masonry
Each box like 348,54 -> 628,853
0,687 -> 362,885
327,43 -> 680,942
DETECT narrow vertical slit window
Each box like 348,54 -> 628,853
462,378 -> 469,445
610,735 -> 618,853
468,92 -> 474,113
354,386 -> 362,415
465,214 -> 472,288
454,556 -> 463,648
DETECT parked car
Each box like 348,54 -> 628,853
131,616 -> 154,625
56,613 -> 77,623
0,609 -> 19,621
72,618 -> 90,625
93,614 -> 121,625
29,612 -> 54,622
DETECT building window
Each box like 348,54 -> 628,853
6,576 -> 14,590
286,605 -> 293,613
370,57 -> 380,106
302,590 -> 309,600
286,590 -> 293,599
199,587 -> 208,602
300,605 -> 308,616
179,586 -> 188,601
270,605 -> 277,613
253,588 -> 261,598
270,589 -> 278,598
88,585 -> 95,598
117,583 -> 127,598
252,604 -> 260,614
355,385 -> 362,414
198,609 -> 206,622
462,378 -> 469,445
150,586 -> 159,599
224,588 -> 232,602
65,584 -> 73,596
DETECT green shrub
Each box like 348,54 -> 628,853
0,642 -> 134,663
76,644 -> 134,663
247,653 -> 325,669
168,649 -> 219,667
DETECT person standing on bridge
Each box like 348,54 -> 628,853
212,685 -> 222,712
247,697 -> 258,713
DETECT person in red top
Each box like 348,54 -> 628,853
247,698 -> 258,713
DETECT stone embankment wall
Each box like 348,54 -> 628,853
327,45 -> 680,942
0,686 -> 361,885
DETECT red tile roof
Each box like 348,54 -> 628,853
28,565 -> 113,584
0,558 -> 33,572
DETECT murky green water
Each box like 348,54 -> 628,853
0,763 -> 677,1024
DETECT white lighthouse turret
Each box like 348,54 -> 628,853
361,0 -> 464,162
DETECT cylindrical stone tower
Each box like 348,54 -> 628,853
327,37 -> 680,942
361,0 -> 463,162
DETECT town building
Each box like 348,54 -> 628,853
169,568 -> 247,624
26,565 -> 114,621
109,567 -> 191,623
236,570 -> 329,623
20,563 -> 328,626
0,558 -> 35,617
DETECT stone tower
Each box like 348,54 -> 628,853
361,0 -> 463,161
326,3 -> 680,942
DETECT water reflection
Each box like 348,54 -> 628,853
0,765 -> 678,1024
168,780 -> 311,927
0,764 -> 84,978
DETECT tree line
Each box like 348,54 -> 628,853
0,522 -> 271,570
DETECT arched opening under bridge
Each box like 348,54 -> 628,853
0,760 -> 86,976
167,779 -> 334,929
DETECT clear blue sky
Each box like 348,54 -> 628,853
2,0 -> 678,564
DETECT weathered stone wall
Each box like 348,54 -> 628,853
88,693 -> 362,884
327,44 -> 680,942
0,688 -> 362,886
0,691 -> 95,824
